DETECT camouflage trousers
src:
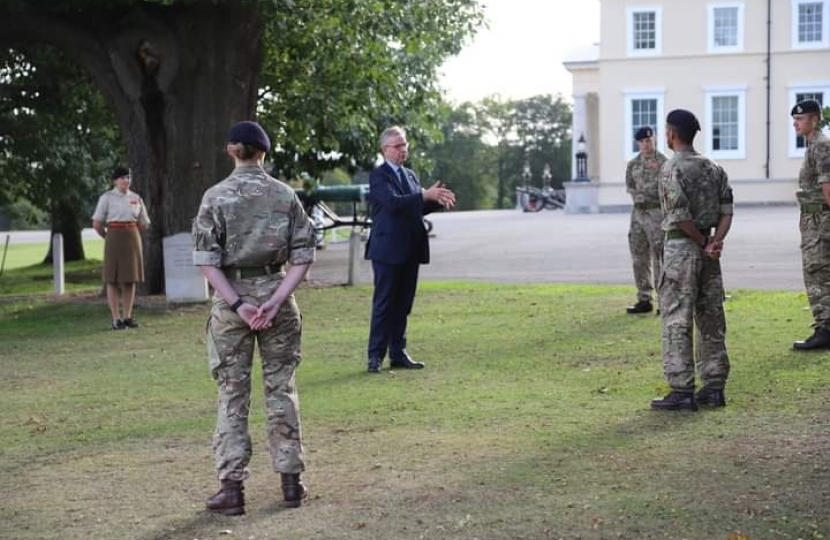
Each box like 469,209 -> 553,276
799,212 -> 830,329
206,276 -> 305,482
628,208 -> 664,302
659,240 -> 730,391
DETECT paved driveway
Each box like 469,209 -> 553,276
1,206 -> 804,291
310,205 -> 805,291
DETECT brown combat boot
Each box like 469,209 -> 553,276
281,473 -> 308,508
206,479 -> 245,516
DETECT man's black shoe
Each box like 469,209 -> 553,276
627,300 -> 653,314
793,326 -> 830,350
389,351 -> 425,369
651,391 -> 698,411
367,357 -> 382,373
695,385 -> 726,408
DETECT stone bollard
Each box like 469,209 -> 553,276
52,233 -> 65,295
347,229 -> 362,286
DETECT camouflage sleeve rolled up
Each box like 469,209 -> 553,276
288,194 -> 316,266
192,193 -> 224,267
816,139 -> 830,185
661,160 -> 692,227
625,159 -> 635,195
718,165 -> 735,216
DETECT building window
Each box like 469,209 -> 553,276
627,6 -> 663,56
705,87 -> 746,160
793,1 -> 829,48
624,90 -> 664,158
789,84 -> 830,157
708,3 -> 744,52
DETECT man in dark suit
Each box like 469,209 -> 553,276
365,126 -> 456,373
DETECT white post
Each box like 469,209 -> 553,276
347,229 -> 361,286
52,233 -> 65,295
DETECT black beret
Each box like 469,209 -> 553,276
228,121 -> 271,153
111,167 -> 130,180
666,109 -> 701,132
634,126 -> 654,141
791,99 -> 822,116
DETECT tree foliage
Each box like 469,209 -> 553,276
421,101 -> 497,210
0,0 -> 484,290
0,46 -> 122,260
259,0 -> 484,178
424,94 -> 572,210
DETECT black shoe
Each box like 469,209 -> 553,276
206,480 -> 245,516
627,300 -> 653,314
122,317 -> 140,329
111,320 -> 125,330
367,357 -> 382,373
793,326 -> 830,350
281,473 -> 308,508
389,351 -> 425,369
695,385 -> 726,408
651,391 -> 698,411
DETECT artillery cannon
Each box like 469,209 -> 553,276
515,185 -> 566,212
295,183 -> 433,243
295,184 -> 371,233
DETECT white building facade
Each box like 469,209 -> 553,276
564,0 -> 830,210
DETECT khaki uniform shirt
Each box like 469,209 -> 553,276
796,130 -> 830,206
92,188 -> 150,225
626,151 -> 667,205
192,165 -> 316,269
660,149 -> 734,232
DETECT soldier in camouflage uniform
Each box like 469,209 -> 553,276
192,121 -> 316,515
790,99 -> 830,350
626,126 -> 667,314
651,109 -> 734,412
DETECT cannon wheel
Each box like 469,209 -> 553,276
423,218 -> 434,234
519,191 -> 545,213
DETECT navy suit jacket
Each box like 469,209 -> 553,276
365,162 -> 441,265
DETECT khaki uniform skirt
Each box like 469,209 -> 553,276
103,226 -> 144,284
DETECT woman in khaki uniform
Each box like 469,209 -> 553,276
92,167 -> 150,330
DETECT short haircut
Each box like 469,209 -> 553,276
379,126 -> 406,148
668,124 -> 696,145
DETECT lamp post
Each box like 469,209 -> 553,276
522,162 -> 532,187
575,134 -> 589,182
542,163 -> 552,189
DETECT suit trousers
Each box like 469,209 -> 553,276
368,260 -> 420,360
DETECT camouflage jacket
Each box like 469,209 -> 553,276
796,130 -> 830,206
660,149 -> 734,232
626,151 -> 667,205
192,165 -> 316,269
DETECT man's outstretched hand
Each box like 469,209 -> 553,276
424,182 -> 456,209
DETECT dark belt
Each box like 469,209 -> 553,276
665,228 -> 713,241
634,202 -> 661,210
800,203 -> 830,214
223,264 -> 283,280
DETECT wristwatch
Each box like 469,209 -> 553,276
230,298 -> 244,312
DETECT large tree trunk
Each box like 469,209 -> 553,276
1,1 -> 264,294
43,197 -> 86,264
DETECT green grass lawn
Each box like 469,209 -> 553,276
0,283 -> 828,540
0,237 -> 103,296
